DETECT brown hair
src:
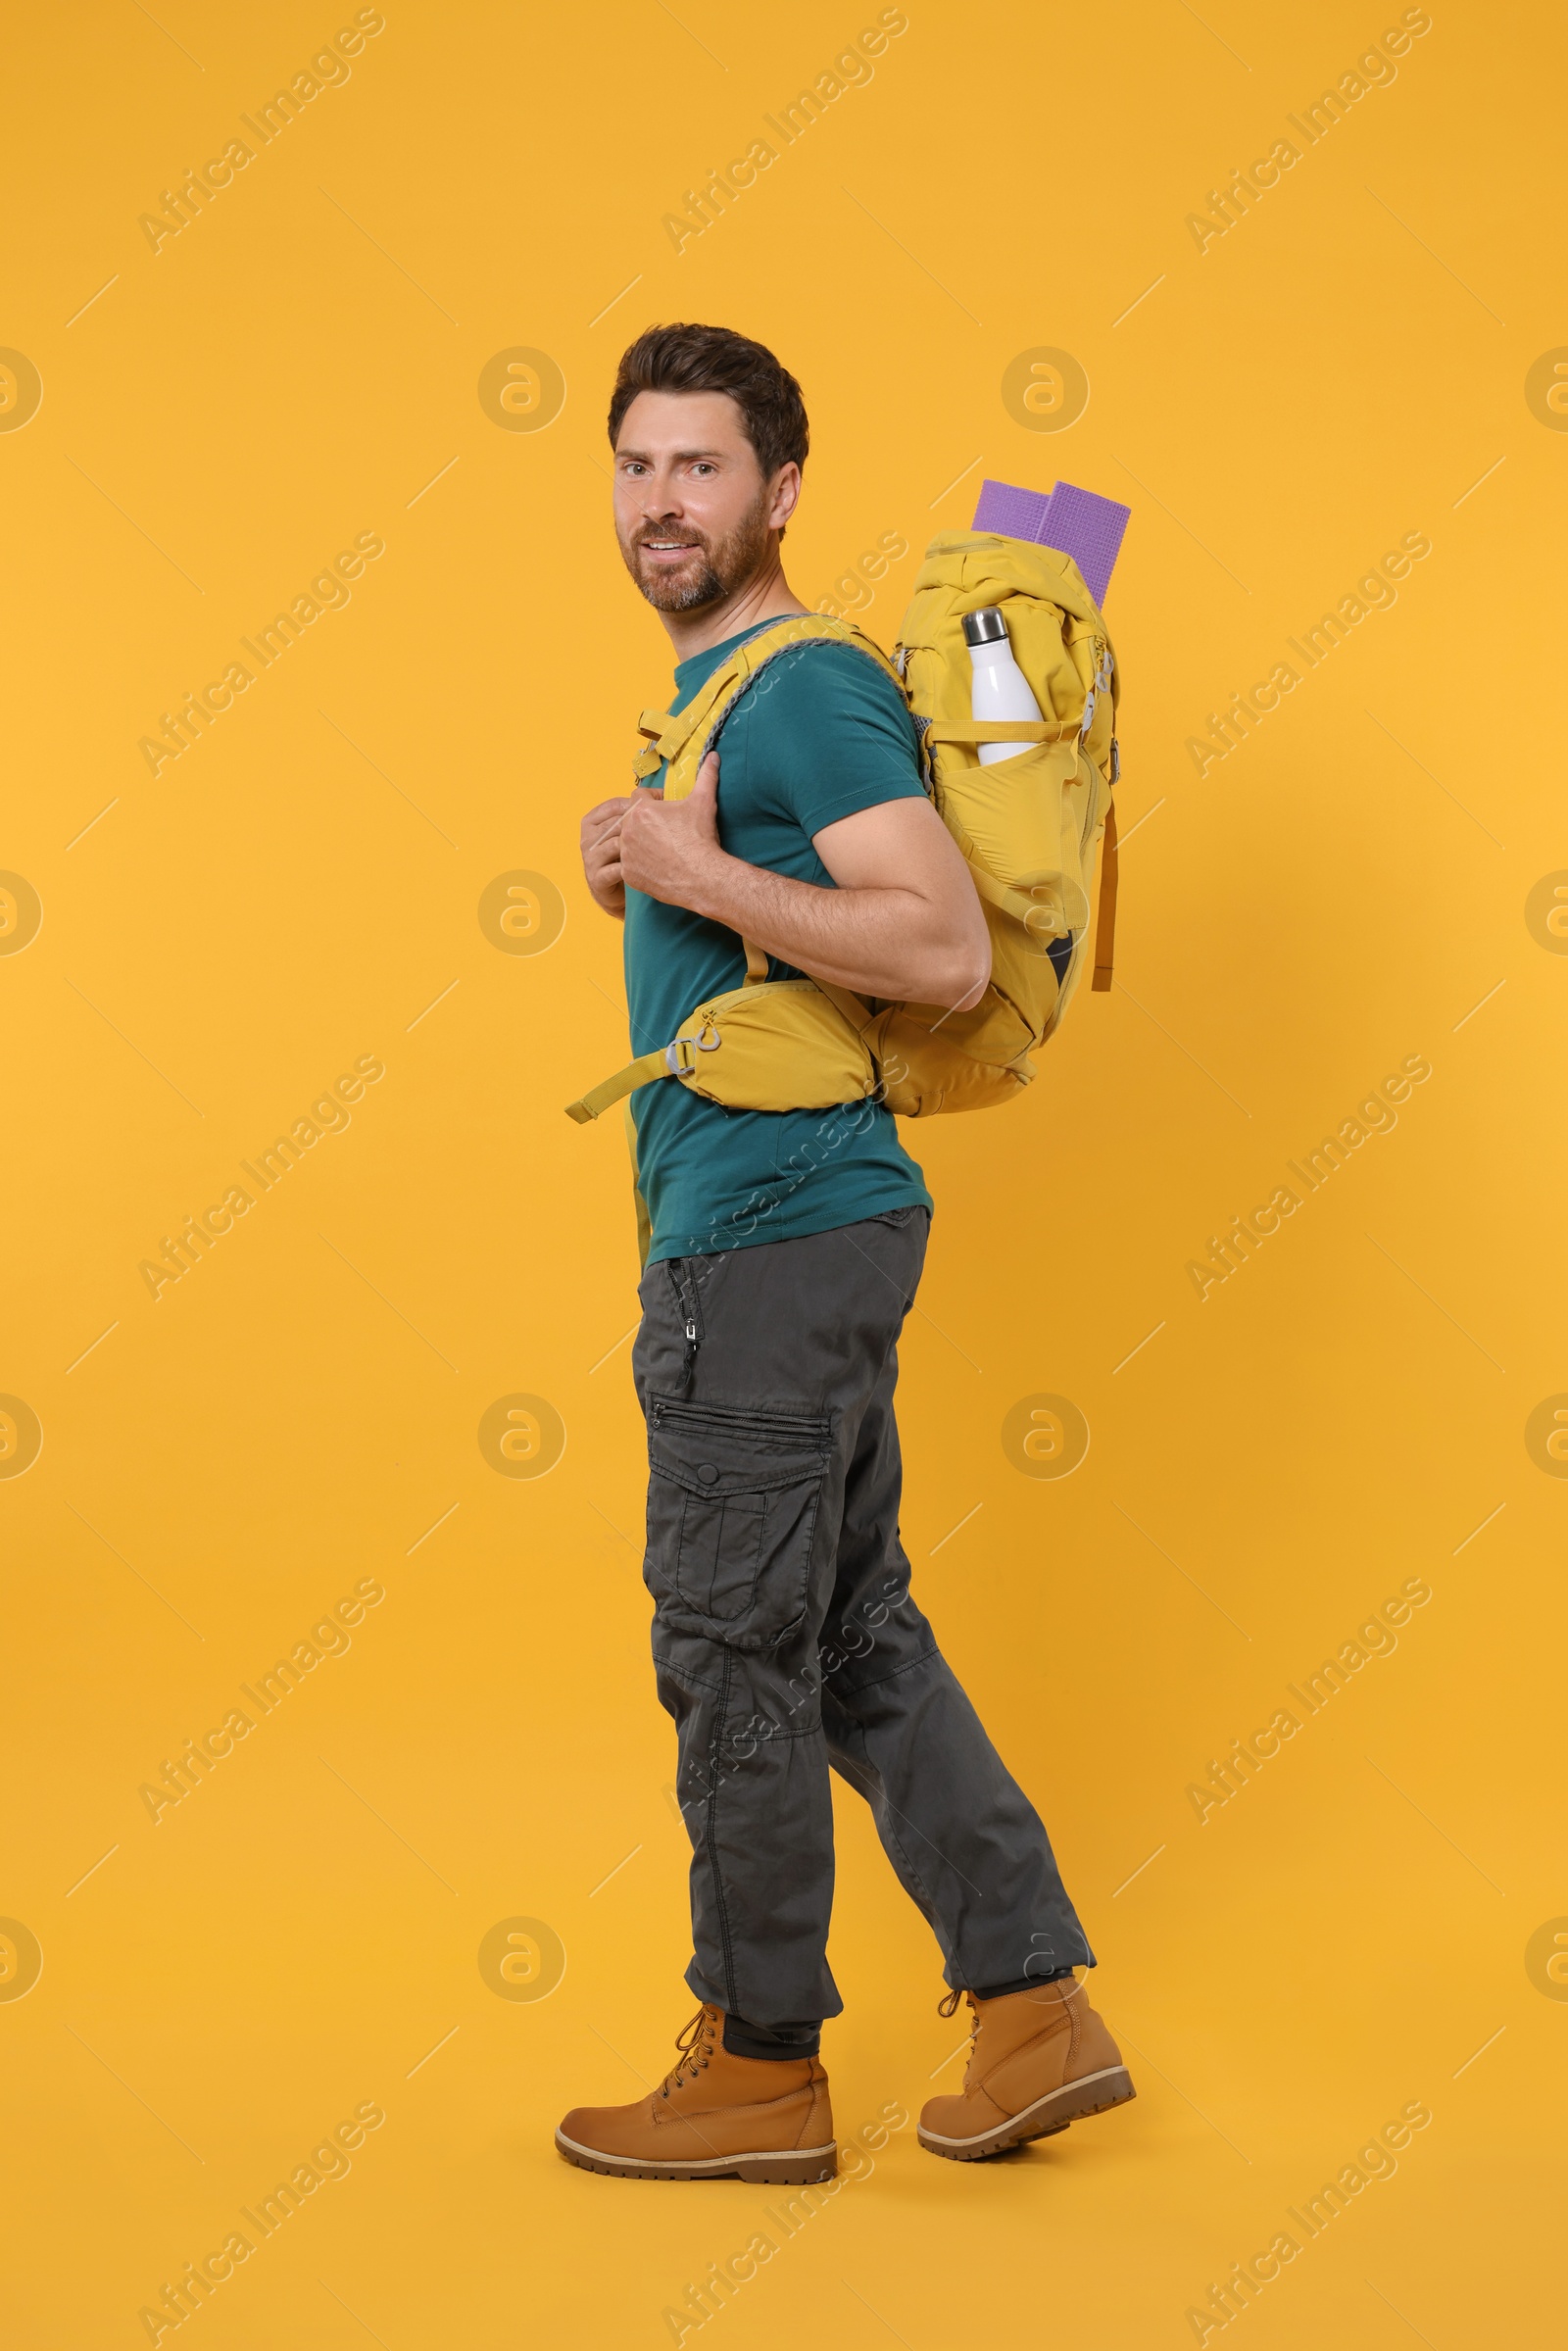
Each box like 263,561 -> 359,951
607,322 -> 809,479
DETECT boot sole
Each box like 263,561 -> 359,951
917,2065 -> 1136,2161
555,2129 -> 837,2184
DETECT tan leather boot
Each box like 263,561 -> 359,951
918,1976 -> 1135,2160
556,2003 -> 837,2182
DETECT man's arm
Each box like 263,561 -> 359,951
610,752 -> 992,1010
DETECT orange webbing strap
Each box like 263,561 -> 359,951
922,718 -> 1076,748
742,937 -> 769,985
632,684 -> 724,782
1091,800 -> 1119,992
564,1045 -> 680,1124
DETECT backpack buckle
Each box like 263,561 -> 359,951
666,1021 -> 721,1075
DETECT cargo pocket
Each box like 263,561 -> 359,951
645,1395 -> 832,1650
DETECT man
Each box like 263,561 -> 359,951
558,323 -> 1134,2181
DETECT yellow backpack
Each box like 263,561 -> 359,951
564,529 -> 1120,1130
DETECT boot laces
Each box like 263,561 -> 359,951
937,1987 -> 981,2082
660,2005 -> 715,2096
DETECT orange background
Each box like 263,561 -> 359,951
3,1 -> 1564,2343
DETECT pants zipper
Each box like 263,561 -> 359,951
667,1259 -> 705,1389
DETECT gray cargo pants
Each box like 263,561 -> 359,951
632,1205 -> 1093,2048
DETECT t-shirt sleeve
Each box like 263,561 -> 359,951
738,643 -> 927,836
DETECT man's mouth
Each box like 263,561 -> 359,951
640,538 -> 701,557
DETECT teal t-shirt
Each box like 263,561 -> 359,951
624,620 -> 934,1262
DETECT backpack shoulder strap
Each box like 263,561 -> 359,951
632,614 -> 904,794
627,614 -> 907,991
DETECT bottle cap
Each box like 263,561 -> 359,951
962,607 -> 1009,648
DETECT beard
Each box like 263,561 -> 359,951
619,487 -> 774,613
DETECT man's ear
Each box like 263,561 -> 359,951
768,462 -> 801,534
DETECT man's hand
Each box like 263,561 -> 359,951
580,794 -> 635,918
616,752 -> 729,909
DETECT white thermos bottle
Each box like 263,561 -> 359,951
962,606 -> 1043,764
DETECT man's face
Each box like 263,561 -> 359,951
612,389 -> 798,612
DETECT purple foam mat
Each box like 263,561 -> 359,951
970,476 -> 1131,607
971,477 -> 1054,542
